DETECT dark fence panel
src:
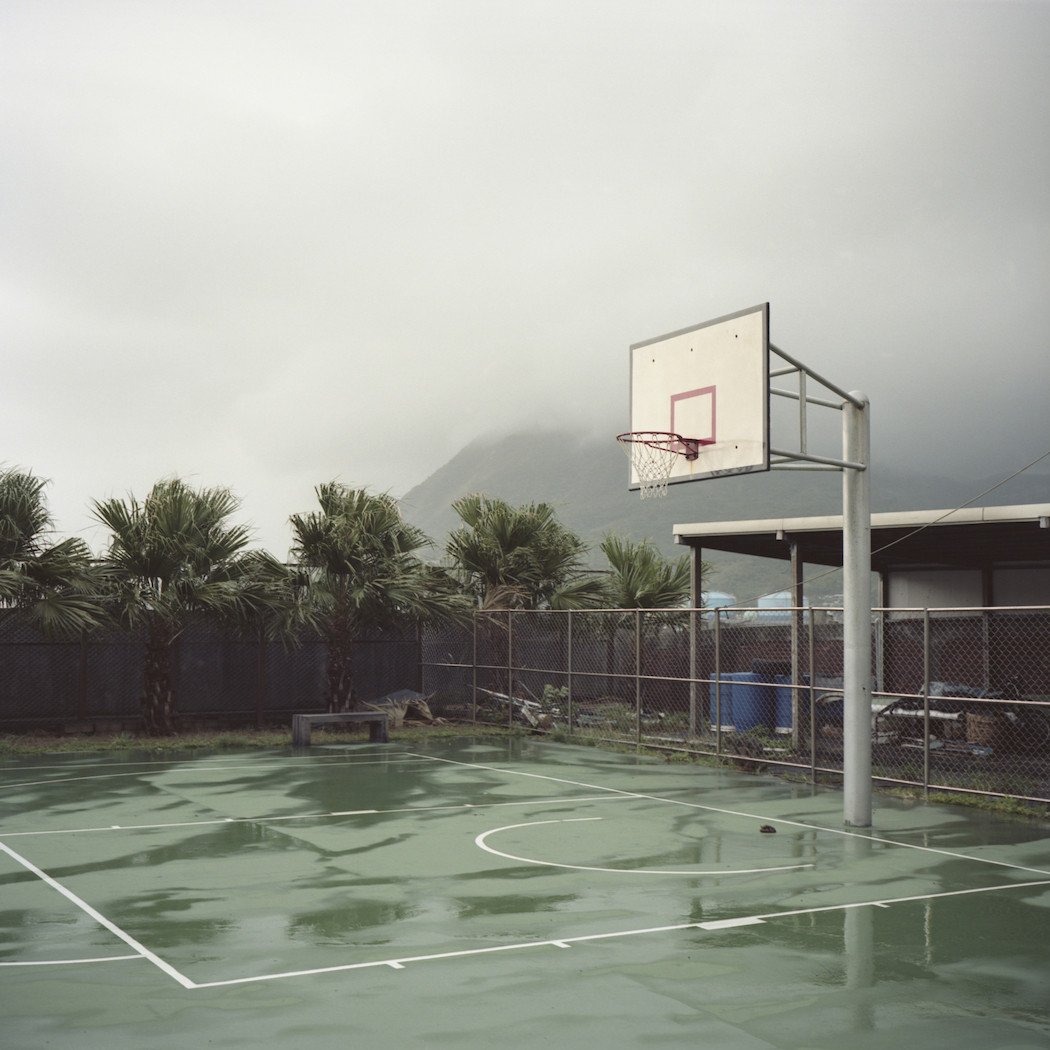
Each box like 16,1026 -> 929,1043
0,621 -> 420,731
0,624 -> 84,725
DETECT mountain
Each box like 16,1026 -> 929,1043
400,427 -> 1049,601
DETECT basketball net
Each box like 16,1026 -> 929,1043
617,431 -> 698,499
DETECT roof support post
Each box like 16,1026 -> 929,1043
689,545 -> 703,737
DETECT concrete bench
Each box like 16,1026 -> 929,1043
292,711 -> 389,746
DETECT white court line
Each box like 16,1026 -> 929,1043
0,839 -> 194,988
0,794 -> 631,838
0,754 -> 432,791
0,750 -> 401,773
0,954 -> 142,967
707,878 -> 1050,927
475,818 -> 815,876
188,878 -> 1050,988
403,751 -> 1050,878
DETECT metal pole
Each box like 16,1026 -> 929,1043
842,391 -> 872,827
635,609 -> 643,746
923,608 -> 931,795
808,603 -> 817,779
471,612 -> 478,724
256,627 -> 266,728
714,608 -> 722,755
689,606 -> 698,738
790,541 -> 803,747
689,545 -> 703,737
78,629 -> 89,722
566,610 -> 573,736
507,612 -> 514,731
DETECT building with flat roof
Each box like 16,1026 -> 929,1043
673,503 -> 1050,608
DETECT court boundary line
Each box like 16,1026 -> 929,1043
0,748 -> 395,774
0,793 -> 635,838
0,954 -> 143,968
187,877 -> 1050,989
0,751 -> 428,792
0,839 -> 194,988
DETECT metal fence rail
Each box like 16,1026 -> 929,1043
421,606 -> 1050,806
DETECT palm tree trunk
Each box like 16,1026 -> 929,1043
142,619 -> 177,734
324,613 -> 356,712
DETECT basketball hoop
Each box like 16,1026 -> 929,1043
617,431 -> 705,499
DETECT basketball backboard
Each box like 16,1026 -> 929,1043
627,303 -> 769,488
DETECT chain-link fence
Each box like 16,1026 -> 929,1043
0,622 -> 421,732
421,605 -> 1050,806
8,606 -> 1048,806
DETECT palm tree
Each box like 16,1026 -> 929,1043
597,535 -> 710,732
93,478 -> 291,734
599,534 -> 693,609
289,484 -> 465,712
0,467 -> 104,637
445,494 -> 605,610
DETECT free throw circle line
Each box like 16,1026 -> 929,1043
475,817 -> 813,875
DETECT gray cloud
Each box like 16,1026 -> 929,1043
2,0 -> 1048,554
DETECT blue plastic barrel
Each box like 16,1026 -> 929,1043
773,675 -> 794,733
711,672 -> 772,731
730,672 -> 772,731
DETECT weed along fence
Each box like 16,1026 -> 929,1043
0,623 -> 421,732
421,605 -> 1050,807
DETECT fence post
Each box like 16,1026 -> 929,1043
471,612 -> 478,725
415,623 -> 423,695
923,609 -> 931,796
808,607 -> 817,780
566,610 -> 574,737
256,627 -> 266,728
689,607 -> 697,738
635,610 -> 642,746
790,542 -> 803,746
507,611 -> 515,730
78,629 -> 89,722
981,609 -> 992,689
713,610 -> 722,756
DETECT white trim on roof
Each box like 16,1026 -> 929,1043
673,503 -> 1050,540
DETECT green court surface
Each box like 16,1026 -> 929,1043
1,736 -> 1048,1049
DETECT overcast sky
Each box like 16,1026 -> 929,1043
3,0 -> 1048,556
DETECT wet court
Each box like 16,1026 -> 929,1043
1,736 -> 1048,1048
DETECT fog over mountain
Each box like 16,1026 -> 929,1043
401,426 -> 1049,601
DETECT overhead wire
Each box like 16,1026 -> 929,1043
709,446 -> 1050,611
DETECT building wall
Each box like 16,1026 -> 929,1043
886,567 -> 1050,608
994,567 -> 1050,605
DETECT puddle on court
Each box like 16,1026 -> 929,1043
1,738 -> 1048,1048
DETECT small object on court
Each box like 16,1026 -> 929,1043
759,824 -> 776,834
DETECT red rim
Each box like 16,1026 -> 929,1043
616,431 -> 703,460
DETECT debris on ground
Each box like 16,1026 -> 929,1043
363,689 -> 436,728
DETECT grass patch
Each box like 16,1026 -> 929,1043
0,723 -> 523,756
881,785 -> 1050,819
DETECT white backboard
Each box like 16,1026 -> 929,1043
627,303 -> 769,487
